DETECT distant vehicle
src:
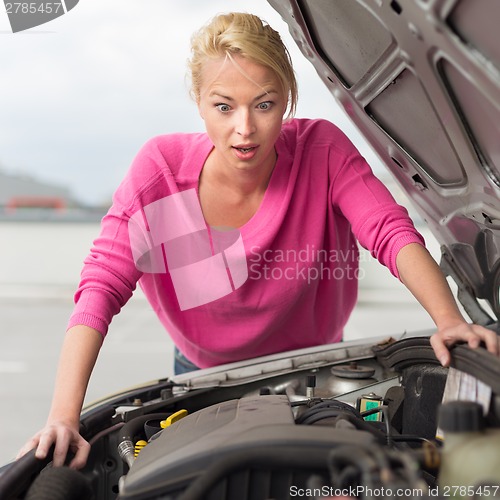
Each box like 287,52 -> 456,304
6,196 -> 66,212
1,0 -> 499,498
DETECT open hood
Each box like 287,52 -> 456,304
268,0 -> 500,324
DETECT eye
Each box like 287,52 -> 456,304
257,101 -> 273,110
215,103 -> 231,113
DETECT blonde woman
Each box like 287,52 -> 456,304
18,12 -> 498,469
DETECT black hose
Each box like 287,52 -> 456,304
295,400 -> 362,424
179,445 -> 331,500
118,412 -> 170,443
117,412 -> 171,468
297,408 -> 387,444
24,466 -> 94,500
0,448 -> 54,500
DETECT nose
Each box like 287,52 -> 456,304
235,108 -> 256,137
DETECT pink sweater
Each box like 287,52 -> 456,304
68,118 -> 424,368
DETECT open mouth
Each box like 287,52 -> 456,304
233,145 -> 257,154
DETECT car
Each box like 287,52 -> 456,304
1,0 -> 499,498
1,333 -> 500,500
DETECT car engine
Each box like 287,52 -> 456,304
2,335 -> 500,500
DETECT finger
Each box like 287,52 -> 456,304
16,435 -> 40,460
51,430 -> 72,467
34,446 -> 47,460
472,325 -> 499,355
466,334 -> 481,349
430,334 -> 451,367
68,439 -> 91,470
35,430 -> 57,461
441,324 -> 479,348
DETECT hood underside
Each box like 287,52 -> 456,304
268,0 -> 500,324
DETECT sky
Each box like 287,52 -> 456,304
0,0 -> 381,206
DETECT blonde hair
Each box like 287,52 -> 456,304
188,12 -> 298,119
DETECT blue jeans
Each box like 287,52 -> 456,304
174,347 -> 200,375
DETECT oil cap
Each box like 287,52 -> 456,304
438,401 -> 485,433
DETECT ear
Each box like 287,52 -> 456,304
197,101 -> 205,120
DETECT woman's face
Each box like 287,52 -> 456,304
197,54 -> 287,175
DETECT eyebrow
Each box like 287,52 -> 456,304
209,90 -> 278,101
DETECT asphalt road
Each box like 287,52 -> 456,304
0,293 -> 174,467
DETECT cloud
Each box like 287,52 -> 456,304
0,0 -> 378,205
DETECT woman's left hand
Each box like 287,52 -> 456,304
430,321 -> 499,367
395,244 -> 499,367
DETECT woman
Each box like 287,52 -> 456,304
18,12 -> 498,470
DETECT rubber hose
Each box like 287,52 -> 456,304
118,412 -> 170,443
24,466 -> 94,500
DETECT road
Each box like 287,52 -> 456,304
0,290 -> 174,467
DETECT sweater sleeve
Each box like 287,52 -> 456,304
66,138 -> 171,337
66,207 -> 143,337
329,130 -> 425,279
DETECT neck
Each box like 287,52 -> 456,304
203,148 -> 277,197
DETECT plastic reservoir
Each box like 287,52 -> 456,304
438,401 -> 500,497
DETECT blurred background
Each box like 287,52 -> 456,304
0,0 -> 440,466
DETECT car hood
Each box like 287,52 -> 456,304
268,0 -> 500,324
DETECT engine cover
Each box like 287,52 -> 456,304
119,395 -> 375,499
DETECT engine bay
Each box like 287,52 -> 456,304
2,335 -> 500,500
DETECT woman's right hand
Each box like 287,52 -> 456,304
16,326 -> 103,469
16,420 -> 90,469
